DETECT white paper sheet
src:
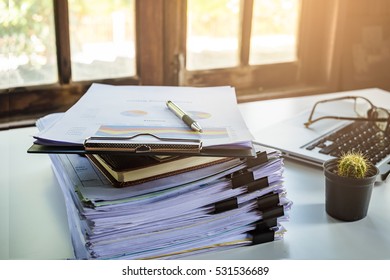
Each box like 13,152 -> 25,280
34,83 -> 254,149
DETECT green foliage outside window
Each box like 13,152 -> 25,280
2,0 -> 54,68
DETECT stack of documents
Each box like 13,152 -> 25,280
31,84 -> 292,259
29,83 -> 256,157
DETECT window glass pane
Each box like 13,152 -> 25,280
187,0 -> 240,70
68,0 -> 136,81
2,0 -> 58,89
249,0 -> 300,65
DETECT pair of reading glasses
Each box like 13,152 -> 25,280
304,96 -> 390,133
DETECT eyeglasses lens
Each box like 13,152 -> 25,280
354,97 -> 371,117
373,108 -> 389,132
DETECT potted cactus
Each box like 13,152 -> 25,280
323,151 -> 379,221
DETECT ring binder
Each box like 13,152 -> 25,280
83,133 -> 202,154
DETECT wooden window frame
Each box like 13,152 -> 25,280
168,0 -> 346,102
2,0 -> 346,126
2,0 -> 165,126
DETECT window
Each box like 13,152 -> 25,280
2,0 -> 145,125
179,0 -> 341,101
2,0 -> 345,125
68,0 -> 136,81
185,0 -> 300,70
2,0 -> 136,89
2,0 -> 58,89
249,0 -> 300,65
186,0 -> 241,70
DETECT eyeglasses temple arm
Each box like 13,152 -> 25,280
305,96 -> 372,127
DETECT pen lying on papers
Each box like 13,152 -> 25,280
166,100 -> 203,133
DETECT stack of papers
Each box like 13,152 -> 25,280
29,83 -> 255,157
32,84 -> 292,259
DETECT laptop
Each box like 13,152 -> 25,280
254,98 -> 390,182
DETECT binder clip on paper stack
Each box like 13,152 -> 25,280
29,83 -> 291,259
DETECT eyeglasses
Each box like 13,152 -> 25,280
304,96 -> 390,133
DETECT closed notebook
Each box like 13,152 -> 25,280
87,153 -> 235,187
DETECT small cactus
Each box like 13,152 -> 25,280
337,151 -> 369,179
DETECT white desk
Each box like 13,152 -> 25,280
1,88 -> 390,260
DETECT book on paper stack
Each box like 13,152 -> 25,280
31,84 -> 292,259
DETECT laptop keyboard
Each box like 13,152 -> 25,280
305,122 -> 390,165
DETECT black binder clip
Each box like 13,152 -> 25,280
231,171 -> 255,188
254,218 -> 278,232
257,192 -> 280,211
214,197 -> 238,214
231,170 -> 270,192
246,177 -> 269,192
251,229 -> 275,245
246,151 -> 268,168
250,218 -> 278,245
261,205 -> 285,220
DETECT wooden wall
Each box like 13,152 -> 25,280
341,0 -> 390,91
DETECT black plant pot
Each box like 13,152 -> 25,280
323,159 -> 379,221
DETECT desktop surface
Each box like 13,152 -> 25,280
1,88 -> 390,260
